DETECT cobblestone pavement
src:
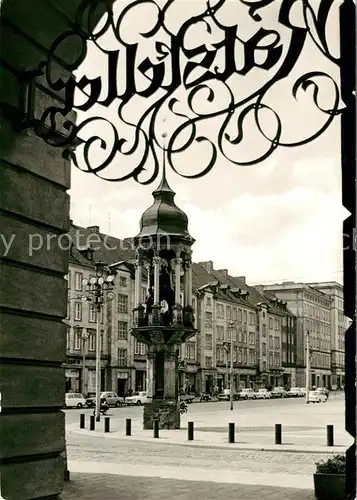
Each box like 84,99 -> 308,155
61,473 -> 316,500
67,431 -> 331,476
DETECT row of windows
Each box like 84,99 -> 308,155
304,293 -> 329,309
215,305 -> 254,324
68,302 -> 103,323
69,327 -> 104,352
268,317 -> 280,331
304,302 -> 329,321
305,319 -> 330,336
311,352 -> 331,368
267,336 -> 281,350
205,348 -> 256,367
310,337 -> 330,351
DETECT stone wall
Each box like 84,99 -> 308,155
143,399 -> 181,430
0,1 -> 112,498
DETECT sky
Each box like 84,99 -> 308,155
69,0 -> 348,285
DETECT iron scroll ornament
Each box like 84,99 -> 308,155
19,0 -> 343,185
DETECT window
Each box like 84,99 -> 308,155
185,343 -> 195,360
249,333 -> 255,344
206,297 -> 212,307
269,317 -> 273,330
88,331 -> 96,351
269,353 -> 273,366
262,342 -> 266,356
226,327 -> 231,341
74,272 -> 83,291
262,324 -> 266,337
74,302 -> 82,321
118,294 -> 128,313
205,356 -> 212,368
243,311 -> 247,324
66,301 -> 70,320
117,321 -> 128,340
232,326 -> 237,342
238,327 -> 242,343
226,306 -> 231,319
216,304 -> 224,318
217,325 -> 224,340
243,349 -> 247,364
274,337 -> 280,349
243,332 -> 247,344
205,312 -> 212,329
261,360 -> 266,372
118,348 -> 127,367
233,349 -> 237,363
73,328 -> 81,350
205,334 -> 213,349
134,340 -> 146,355
269,336 -> 273,349
238,309 -> 242,322
249,312 -> 255,325
274,319 -> 279,331
119,276 -> 128,287
232,308 -> 237,320
66,328 -> 70,349
89,304 -> 96,323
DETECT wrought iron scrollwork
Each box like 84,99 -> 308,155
19,0 -> 344,184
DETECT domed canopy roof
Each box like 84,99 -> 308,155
135,167 -> 193,241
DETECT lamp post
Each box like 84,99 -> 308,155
82,262 -> 115,421
224,321 -> 235,411
305,330 -> 310,404
81,329 -> 88,396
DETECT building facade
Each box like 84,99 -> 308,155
306,281 -> 347,389
259,282 -> 333,389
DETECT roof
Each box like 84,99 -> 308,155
69,224 -> 134,267
135,165 -> 194,242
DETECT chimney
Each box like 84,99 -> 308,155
235,276 -> 246,284
87,225 -> 100,233
217,269 -> 228,277
199,261 -> 214,273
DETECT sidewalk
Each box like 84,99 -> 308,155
68,422 -> 350,454
61,465 -> 316,499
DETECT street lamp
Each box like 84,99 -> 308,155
224,320 -> 235,411
305,330 -> 310,404
81,329 -> 89,396
82,262 -> 115,421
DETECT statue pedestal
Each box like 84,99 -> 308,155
143,398 -> 180,430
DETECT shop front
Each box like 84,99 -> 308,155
117,371 -> 129,397
65,368 -> 80,392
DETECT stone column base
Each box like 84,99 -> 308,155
143,399 -> 180,430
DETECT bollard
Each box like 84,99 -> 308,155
275,424 -> 282,445
126,418 -> 132,436
327,425 -> 334,446
104,417 -> 110,433
188,421 -> 194,441
80,413 -> 85,429
153,419 -> 159,438
90,415 -> 95,431
228,422 -> 235,443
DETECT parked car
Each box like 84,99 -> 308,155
307,390 -> 328,403
125,391 -> 150,405
299,387 -> 307,396
217,389 -> 240,401
65,393 -> 86,409
238,388 -> 256,400
270,387 -> 288,398
316,387 -> 329,397
287,387 -> 303,397
85,392 -> 124,408
179,393 -> 195,403
254,388 -> 271,399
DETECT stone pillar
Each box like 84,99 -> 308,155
174,258 -> 182,304
134,257 -> 142,307
164,349 -> 177,399
153,256 -> 161,304
146,350 -> 155,399
184,259 -> 193,306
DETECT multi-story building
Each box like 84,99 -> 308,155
64,224 -> 298,396
259,282 -> 332,389
306,281 -> 347,389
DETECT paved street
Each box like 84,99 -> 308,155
62,392 -> 348,499
61,473 -> 316,500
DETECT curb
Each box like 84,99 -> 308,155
69,428 -> 344,454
